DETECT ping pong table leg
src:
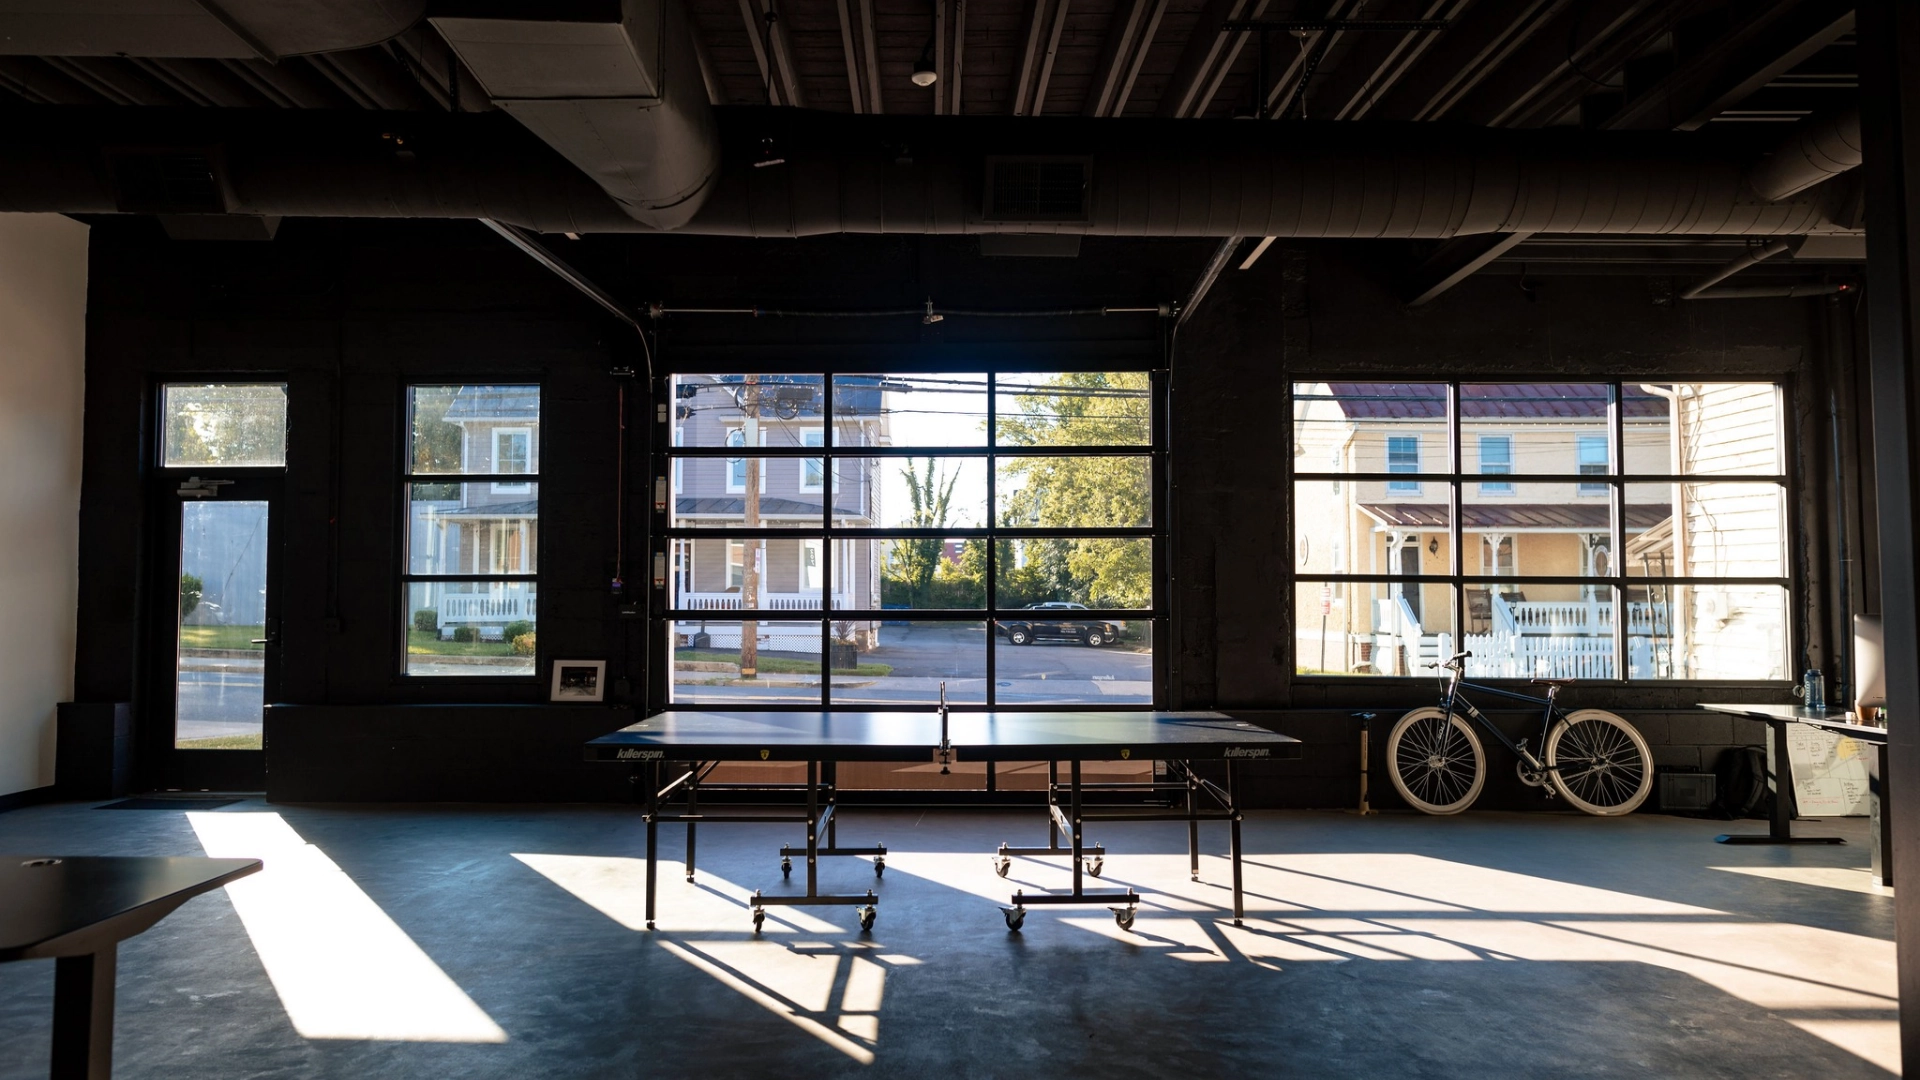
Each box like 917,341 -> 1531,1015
1069,760 -> 1084,897
1185,761 -> 1200,882
825,759 -> 838,849
645,762 -> 659,931
685,765 -> 698,883
1228,758 -> 1244,925
806,761 -> 820,897
1048,761 -> 1060,849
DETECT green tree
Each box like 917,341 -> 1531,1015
887,458 -> 960,606
995,372 -> 1153,608
179,573 -> 203,622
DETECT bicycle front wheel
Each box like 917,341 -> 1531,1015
1546,709 -> 1653,816
1386,707 -> 1487,815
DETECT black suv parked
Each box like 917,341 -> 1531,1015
994,602 -> 1125,647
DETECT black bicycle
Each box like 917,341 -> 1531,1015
1385,651 -> 1653,816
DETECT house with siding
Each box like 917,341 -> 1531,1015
413,385 -> 540,640
670,375 -> 888,652
1292,382 -> 1759,678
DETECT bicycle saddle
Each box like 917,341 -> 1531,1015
1529,678 -> 1573,697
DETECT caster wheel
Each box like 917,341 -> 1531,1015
874,857 -> 886,877
1085,858 -> 1103,878
1112,906 -> 1136,932
780,857 -> 792,878
751,908 -> 766,932
1001,906 -> 1026,931
993,857 -> 1011,878
858,905 -> 877,931
685,873 -> 695,884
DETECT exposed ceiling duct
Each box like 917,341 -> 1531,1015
0,106 -> 1858,239
1746,104 -> 1862,201
430,0 -> 719,230
0,0 -> 426,60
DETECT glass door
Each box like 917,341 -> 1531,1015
159,481 -> 279,789
151,381 -> 288,791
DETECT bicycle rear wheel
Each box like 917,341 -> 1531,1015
1546,709 -> 1653,815
1386,707 -> 1486,815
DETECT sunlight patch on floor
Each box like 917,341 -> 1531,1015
511,852 -> 845,934
188,812 -> 508,1043
1712,864 -> 1893,896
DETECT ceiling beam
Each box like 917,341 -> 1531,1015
687,13 -> 725,105
226,58 -> 339,109
764,0 -> 807,109
1403,231 -> 1534,305
1445,0 -> 1673,127
1108,0 -> 1168,116
1030,0 -> 1072,115
44,57 -> 178,106
934,0 -> 948,113
950,0 -> 966,114
1156,0 -> 1248,117
1600,0 -> 1854,131
835,0 -> 864,111
1365,0 -> 1565,121
1012,0 -> 1048,115
1085,0 -> 1151,116
1304,0 -> 1468,121
860,0 -> 882,112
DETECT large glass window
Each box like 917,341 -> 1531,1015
403,384 -> 539,677
1292,381 -> 1789,682
665,371 -> 1158,707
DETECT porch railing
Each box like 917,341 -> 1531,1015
678,591 -> 858,611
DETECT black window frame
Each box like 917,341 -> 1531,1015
652,368 -> 1167,711
397,381 -> 543,681
1290,378 -> 1797,686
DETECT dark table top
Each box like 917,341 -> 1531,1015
1699,703 -> 1889,745
0,856 -> 262,962
586,710 -> 1302,763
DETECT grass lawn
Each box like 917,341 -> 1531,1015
177,733 -> 263,750
675,648 -> 892,677
179,625 -> 264,651
408,629 -> 517,657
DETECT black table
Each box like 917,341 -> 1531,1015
0,855 -> 261,1080
586,710 -> 1301,932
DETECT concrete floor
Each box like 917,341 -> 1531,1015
0,800 -> 1897,1079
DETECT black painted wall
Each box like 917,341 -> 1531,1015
72,218 -> 1866,807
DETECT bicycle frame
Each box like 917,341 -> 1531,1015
1436,667 -> 1569,774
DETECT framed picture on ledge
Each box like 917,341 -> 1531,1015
551,660 -> 606,703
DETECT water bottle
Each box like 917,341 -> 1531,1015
1802,669 -> 1826,712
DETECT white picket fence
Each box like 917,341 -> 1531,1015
679,591 -> 855,611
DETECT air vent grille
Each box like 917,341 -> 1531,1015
985,158 -> 1089,221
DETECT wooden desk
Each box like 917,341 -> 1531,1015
0,855 -> 261,1079
1700,704 -> 1892,886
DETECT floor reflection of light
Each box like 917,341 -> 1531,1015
861,849 -> 1899,1074
515,853 -> 918,1064
187,812 -> 508,1043
1712,865 -> 1893,896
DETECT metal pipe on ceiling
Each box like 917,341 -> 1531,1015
1747,104 -> 1863,202
1679,239 -> 1793,299
0,105 -> 1859,239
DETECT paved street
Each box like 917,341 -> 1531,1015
176,659 -> 263,740
675,621 -> 1152,705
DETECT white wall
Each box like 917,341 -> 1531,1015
0,214 -> 87,796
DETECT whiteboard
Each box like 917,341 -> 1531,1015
1785,722 -> 1872,817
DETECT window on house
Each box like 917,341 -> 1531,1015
402,384 -> 539,677
1291,381 -> 1790,682
1479,435 -> 1513,494
664,371 -> 1159,708
1387,436 -> 1420,493
1578,435 -> 1609,495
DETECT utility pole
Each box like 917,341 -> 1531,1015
741,376 -> 761,677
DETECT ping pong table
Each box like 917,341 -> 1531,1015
585,708 -> 1300,932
